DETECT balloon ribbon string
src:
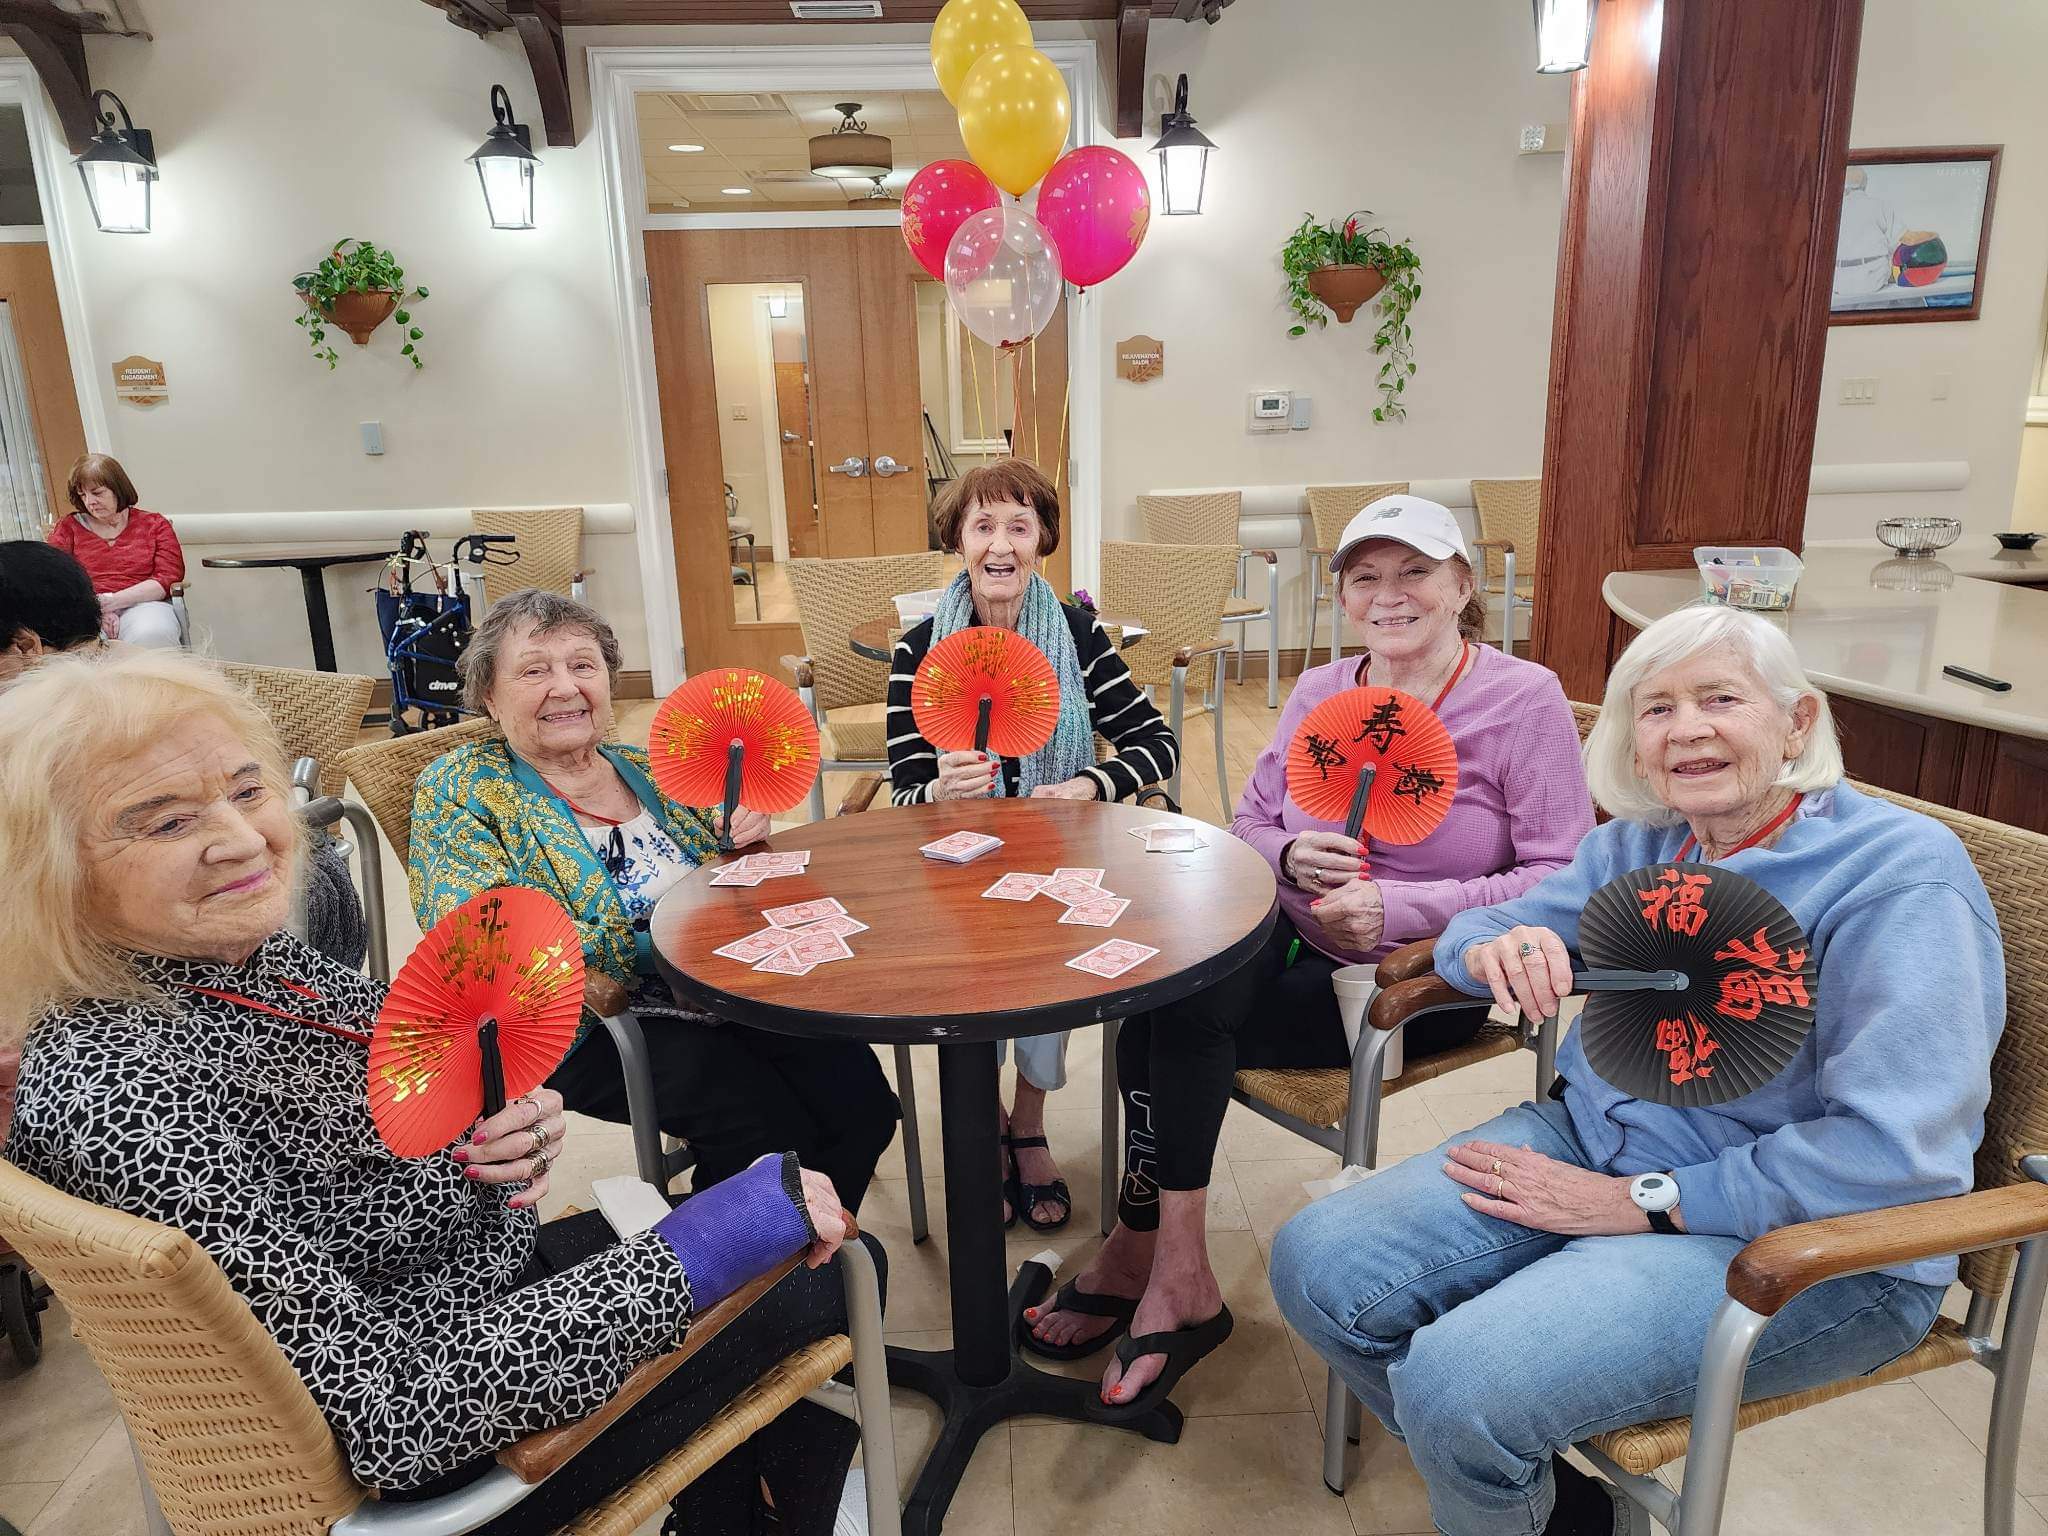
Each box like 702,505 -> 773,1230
1031,334 -> 1042,467
969,325 -> 987,453
1055,366 -> 1072,494
1012,342 -> 1024,459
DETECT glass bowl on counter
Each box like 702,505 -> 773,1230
1875,516 -> 1962,558
1694,546 -> 1803,610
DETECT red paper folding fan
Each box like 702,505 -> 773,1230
911,626 -> 1060,756
368,887 -> 585,1157
1284,686 -> 1459,845
649,668 -> 822,817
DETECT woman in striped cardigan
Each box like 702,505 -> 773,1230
885,461 -> 1178,1229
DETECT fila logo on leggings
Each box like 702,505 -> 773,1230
1122,1090 -> 1159,1208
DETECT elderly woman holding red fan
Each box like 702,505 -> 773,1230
0,649 -> 879,1533
410,587 -> 899,1210
1025,494 -> 1593,1412
886,459 -> 1180,1231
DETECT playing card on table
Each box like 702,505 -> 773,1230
761,896 -> 848,928
1141,827 -> 1203,854
752,948 -> 817,976
709,866 -> 768,887
920,830 -> 1004,863
1065,938 -> 1160,979
1040,875 -> 1116,907
742,851 -> 811,875
788,913 -> 869,940
1127,821 -> 1208,847
1059,897 -> 1131,928
713,926 -> 798,963
785,928 -> 855,966
1051,867 -> 1104,886
982,872 -> 1049,901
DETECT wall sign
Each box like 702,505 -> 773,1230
113,354 -> 168,407
1116,334 -> 1163,383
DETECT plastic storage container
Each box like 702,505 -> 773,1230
891,587 -> 948,628
1693,546 -> 1803,611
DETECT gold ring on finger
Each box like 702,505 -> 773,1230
1491,1158 -> 1503,1177
1495,1175 -> 1505,1199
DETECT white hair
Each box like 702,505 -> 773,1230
1583,603 -> 1843,825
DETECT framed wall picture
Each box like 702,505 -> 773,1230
1830,145 -> 2001,324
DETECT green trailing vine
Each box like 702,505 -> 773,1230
1280,211 -> 1423,421
292,238 -> 430,369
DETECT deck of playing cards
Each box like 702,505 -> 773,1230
921,829 -> 1004,864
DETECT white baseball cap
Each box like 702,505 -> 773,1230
1329,494 -> 1469,572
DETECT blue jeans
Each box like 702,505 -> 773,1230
1269,1101 -> 1943,1536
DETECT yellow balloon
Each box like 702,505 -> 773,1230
930,0 -> 1033,106
957,47 -> 1071,198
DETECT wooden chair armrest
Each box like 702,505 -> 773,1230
1241,548 -> 1280,565
1172,638 -> 1232,666
584,973 -> 629,1020
781,654 -> 815,689
498,1211 -> 860,1483
1375,938 -> 1439,986
838,773 -> 886,816
1470,538 -> 1517,556
1727,1184 -> 2048,1317
1368,972 -> 1485,1034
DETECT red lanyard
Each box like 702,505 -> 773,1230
1675,794 -> 1803,862
1354,642 -> 1471,712
169,982 -> 373,1044
540,777 -> 630,828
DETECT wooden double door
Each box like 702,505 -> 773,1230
647,225 -> 1069,678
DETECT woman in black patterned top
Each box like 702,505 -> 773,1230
0,651 -> 881,1535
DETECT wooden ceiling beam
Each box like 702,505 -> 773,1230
421,0 -> 577,146
1115,1 -> 1147,138
0,0 -> 124,153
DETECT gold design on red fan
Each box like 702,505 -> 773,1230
647,668 -> 822,815
378,1022 -> 452,1104
910,626 -> 1061,757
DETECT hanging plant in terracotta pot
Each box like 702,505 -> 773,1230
292,239 -> 430,369
1281,211 -> 1423,421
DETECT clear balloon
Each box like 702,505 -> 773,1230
900,159 -> 1001,281
956,46 -> 1071,198
944,204 -> 1064,351
929,0 -> 1033,106
1035,145 -> 1151,289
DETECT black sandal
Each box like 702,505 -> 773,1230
1018,1279 -> 1140,1362
1089,1306 -> 1234,1423
1001,1139 -> 1021,1231
1005,1134 -> 1072,1232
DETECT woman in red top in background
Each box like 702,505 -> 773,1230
47,453 -> 184,648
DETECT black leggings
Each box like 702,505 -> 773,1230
399,1211 -> 886,1536
1115,913 -> 1489,1230
553,1009 -> 899,1212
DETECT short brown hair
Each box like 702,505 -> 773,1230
932,460 -> 1061,557
67,453 -> 139,518
457,587 -> 622,715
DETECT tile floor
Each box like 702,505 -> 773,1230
3,679 -> 2041,1535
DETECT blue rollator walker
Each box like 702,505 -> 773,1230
375,530 -> 521,734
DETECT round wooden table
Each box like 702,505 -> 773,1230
651,798 -> 1276,1535
847,612 -> 1149,663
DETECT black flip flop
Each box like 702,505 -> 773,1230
1018,1279 -> 1140,1362
1007,1134 -> 1072,1232
1089,1305 -> 1235,1423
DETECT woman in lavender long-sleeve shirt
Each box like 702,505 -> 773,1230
1022,495 -> 1593,1412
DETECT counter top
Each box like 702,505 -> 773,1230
1602,545 -> 2048,741
1801,538 -> 2048,584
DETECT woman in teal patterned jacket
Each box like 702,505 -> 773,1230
409,588 -> 898,1209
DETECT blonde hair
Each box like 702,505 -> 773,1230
1583,603 -> 1844,825
0,649 -> 303,1042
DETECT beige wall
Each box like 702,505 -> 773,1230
2017,423 -> 2048,529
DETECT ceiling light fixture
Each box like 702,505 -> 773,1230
1533,0 -> 1599,73
1151,74 -> 1215,217
722,186 -> 752,195
74,89 -> 157,235
668,142 -> 705,153
467,84 -> 539,230
809,101 -> 892,180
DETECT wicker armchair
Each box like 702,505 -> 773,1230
0,1157 -> 898,1536
469,507 -> 587,601
218,662 -> 376,801
1137,493 -> 1281,710
1470,478 -> 1542,658
1097,541 -> 1238,814
337,718 -> 688,1196
1327,784 -> 2048,1534
1303,483 -> 1409,666
784,551 -> 954,823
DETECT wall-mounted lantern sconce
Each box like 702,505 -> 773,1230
1533,0 -> 1599,73
1150,73 -> 1214,216
74,90 -> 157,235
468,85 -> 538,230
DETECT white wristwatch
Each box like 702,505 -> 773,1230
1629,1172 -> 1681,1234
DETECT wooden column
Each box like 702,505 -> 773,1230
1531,0 -> 1864,703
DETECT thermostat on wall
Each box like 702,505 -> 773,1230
1248,390 -> 1293,433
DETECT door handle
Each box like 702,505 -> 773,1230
870,455 -> 912,478
781,430 -> 801,443
827,456 -> 867,478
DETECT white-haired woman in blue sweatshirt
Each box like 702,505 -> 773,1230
1271,604 -> 2004,1536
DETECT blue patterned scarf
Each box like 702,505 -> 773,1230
930,571 -> 1094,796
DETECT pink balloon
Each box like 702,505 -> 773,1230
1035,146 -> 1150,290
900,159 -> 1000,280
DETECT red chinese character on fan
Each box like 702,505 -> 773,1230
1654,1015 -> 1721,1087
1636,866 -> 1712,936
1712,928 -> 1810,1021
